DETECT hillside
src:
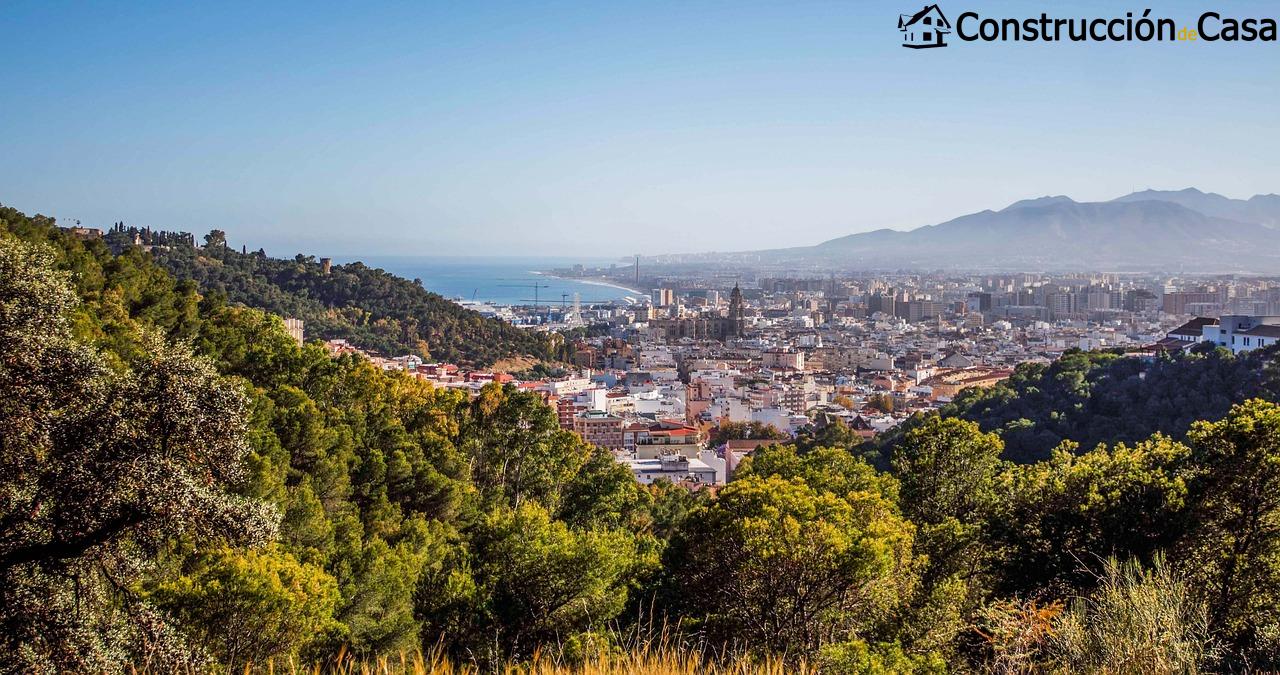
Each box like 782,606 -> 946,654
0,205 -> 675,670
120,226 -> 559,366
867,343 -> 1280,464
739,189 -> 1280,271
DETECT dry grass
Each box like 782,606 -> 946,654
1050,556 -> 1215,673
488,355 -> 542,375
234,646 -> 813,675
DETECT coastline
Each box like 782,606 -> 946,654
534,271 -> 645,298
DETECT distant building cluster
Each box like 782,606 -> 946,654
297,266 -> 1280,492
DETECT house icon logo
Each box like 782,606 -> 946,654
899,4 -> 952,48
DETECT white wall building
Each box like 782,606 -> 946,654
1203,315 -> 1280,355
621,455 -> 718,485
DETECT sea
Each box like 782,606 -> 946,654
336,255 -> 643,307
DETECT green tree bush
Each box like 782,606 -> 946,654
665,450 -> 915,656
0,236 -> 277,671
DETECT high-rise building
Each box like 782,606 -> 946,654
651,288 -> 675,307
866,291 -> 896,318
1163,290 -> 1223,315
966,292 -> 992,312
903,300 -> 941,323
1047,292 -> 1076,319
1084,291 -> 1113,310
1124,289 -> 1159,312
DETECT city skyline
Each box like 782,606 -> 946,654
2,0 -> 1278,257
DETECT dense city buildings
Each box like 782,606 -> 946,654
321,264 -> 1280,490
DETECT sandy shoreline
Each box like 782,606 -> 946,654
533,271 -> 646,298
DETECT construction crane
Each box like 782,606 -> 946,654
517,298 -> 612,304
499,282 -> 550,307
517,293 -> 571,314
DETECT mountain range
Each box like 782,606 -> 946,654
748,188 -> 1280,272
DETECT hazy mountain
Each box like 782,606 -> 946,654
750,193 -> 1280,272
1001,195 -> 1076,211
1112,188 -> 1280,228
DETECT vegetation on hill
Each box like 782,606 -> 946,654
6,204 -> 1280,672
1,208 -> 665,671
107,222 -> 561,366
869,345 -> 1280,463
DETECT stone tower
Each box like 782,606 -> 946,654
728,284 -> 744,337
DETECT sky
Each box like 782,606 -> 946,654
1,0 -> 1278,258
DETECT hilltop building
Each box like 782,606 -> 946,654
1167,315 -> 1280,355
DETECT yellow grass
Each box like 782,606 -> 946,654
238,646 -> 814,675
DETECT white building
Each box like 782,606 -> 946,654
621,455 -> 718,485
1202,315 -> 1280,355
1169,315 -> 1280,355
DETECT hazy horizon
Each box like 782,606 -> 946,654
21,186 -> 1279,264
2,0 -> 1277,257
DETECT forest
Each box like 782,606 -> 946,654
869,344 -> 1280,464
107,222 -> 562,366
5,205 -> 1280,673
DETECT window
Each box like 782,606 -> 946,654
923,31 -> 932,40
924,16 -> 933,25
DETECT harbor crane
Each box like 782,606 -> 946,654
498,282 -> 550,307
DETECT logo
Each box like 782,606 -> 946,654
898,7 -> 1277,47
899,4 -> 952,48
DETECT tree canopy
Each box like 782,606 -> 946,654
870,345 -> 1280,464
7,204 -> 1280,672
137,222 -> 559,366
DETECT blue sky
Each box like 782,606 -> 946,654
1,1 -> 1277,257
